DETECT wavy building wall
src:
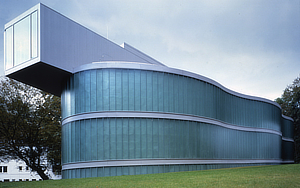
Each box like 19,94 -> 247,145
4,4 -> 294,179
60,63 -> 294,178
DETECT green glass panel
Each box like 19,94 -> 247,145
173,75 -> 179,112
71,122 -> 76,162
140,118 -> 147,158
80,169 -> 85,178
85,168 -> 91,178
85,71 -> 91,112
110,118 -> 116,159
109,69 -> 116,110
103,70 -> 110,111
146,119 -> 153,158
80,120 -> 86,161
91,119 -> 97,160
79,72 -> 85,113
152,71 -> 158,111
90,70 -> 97,112
74,73 -> 80,114
163,73 -> 169,112
96,70 -> 103,111
122,118 -> 129,159
183,76 -> 188,113
152,119 -> 159,158
140,71 -> 147,111
135,119 -> 141,158
158,119 -> 164,158
123,166 -> 129,176
168,74 -> 174,112
75,121 -> 80,161
116,118 -> 123,159
91,168 -> 97,177
134,71 -> 141,111
128,71 -> 135,110
115,69 -> 122,110
146,71 -> 153,111
103,118 -> 110,159
178,75 -> 184,113
67,124 -> 71,163
128,118 -> 135,159
61,124 -> 66,163
97,119 -> 104,160
157,72 -> 164,111
122,70 -> 129,110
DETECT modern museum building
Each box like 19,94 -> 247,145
4,4 -> 294,179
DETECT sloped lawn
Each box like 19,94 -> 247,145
1,164 -> 299,188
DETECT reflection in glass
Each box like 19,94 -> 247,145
5,26 -> 13,69
31,11 -> 38,58
5,11 -> 38,69
14,15 -> 30,66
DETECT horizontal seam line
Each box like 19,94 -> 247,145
61,159 -> 292,170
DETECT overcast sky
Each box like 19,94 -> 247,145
0,0 -> 299,100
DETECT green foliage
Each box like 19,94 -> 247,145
0,77 -> 61,180
2,164 -> 300,188
275,76 -> 300,163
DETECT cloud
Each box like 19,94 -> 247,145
0,0 -> 299,100
40,0 -> 300,100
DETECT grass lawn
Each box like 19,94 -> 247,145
1,164 -> 299,188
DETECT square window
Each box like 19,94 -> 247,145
3,166 -> 7,173
19,166 -> 22,171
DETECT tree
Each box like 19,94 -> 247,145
275,76 -> 300,163
0,77 -> 61,180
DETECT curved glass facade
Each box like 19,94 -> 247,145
62,69 -> 282,131
61,64 -> 294,179
62,118 -> 282,163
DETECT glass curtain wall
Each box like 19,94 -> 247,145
61,67 -> 294,179
62,118 -> 282,164
62,69 -> 283,131
62,162 -> 278,179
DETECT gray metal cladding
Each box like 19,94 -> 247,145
39,4 -> 153,72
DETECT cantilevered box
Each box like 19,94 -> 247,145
4,3 -> 163,96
